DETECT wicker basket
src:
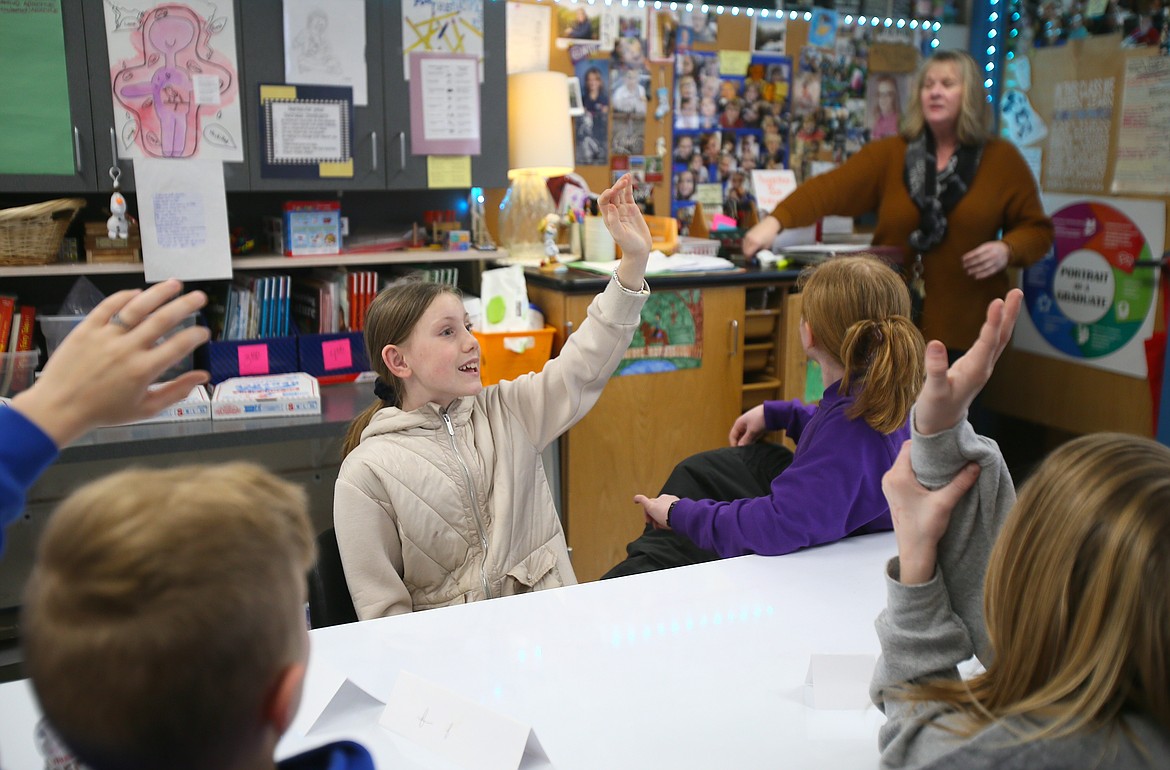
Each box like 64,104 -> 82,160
0,198 -> 87,266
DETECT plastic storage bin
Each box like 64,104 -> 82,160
472,326 -> 555,386
40,313 -> 197,380
0,351 -> 39,397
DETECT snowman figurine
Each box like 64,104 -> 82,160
107,192 -> 129,240
541,213 -> 562,260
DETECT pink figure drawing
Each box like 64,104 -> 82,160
113,5 -> 236,158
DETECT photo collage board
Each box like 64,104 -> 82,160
671,16 -> 931,229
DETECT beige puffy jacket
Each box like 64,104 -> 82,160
335,278 -> 647,618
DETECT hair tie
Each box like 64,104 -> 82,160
372,378 -> 397,404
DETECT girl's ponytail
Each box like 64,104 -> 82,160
840,314 -> 924,434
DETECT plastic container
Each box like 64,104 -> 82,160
472,326 -> 555,386
40,313 -> 197,380
0,351 -> 39,397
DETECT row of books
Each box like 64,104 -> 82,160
0,296 -> 36,353
212,266 -> 461,342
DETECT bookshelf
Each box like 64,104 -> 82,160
0,249 -> 506,278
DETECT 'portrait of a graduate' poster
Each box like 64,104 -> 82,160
1014,193 -> 1163,378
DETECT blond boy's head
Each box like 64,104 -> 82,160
22,463 -> 315,770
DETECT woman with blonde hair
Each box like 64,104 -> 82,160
743,50 -> 1052,356
874,288 -> 1170,768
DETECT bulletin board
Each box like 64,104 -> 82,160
499,2 -> 932,233
983,29 -> 1169,437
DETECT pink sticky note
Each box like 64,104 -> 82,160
237,344 -> 270,376
711,213 -> 738,230
322,339 -> 353,371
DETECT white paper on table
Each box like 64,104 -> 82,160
291,660 -> 385,737
380,671 -> 552,770
283,0 -> 368,106
134,158 -> 232,283
506,2 -> 550,74
803,654 -> 876,710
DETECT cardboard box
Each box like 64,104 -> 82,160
84,221 -> 141,263
126,385 -> 211,425
211,372 -> 321,420
283,201 -> 342,256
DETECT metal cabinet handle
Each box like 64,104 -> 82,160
729,319 -> 739,357
109,127 -> 117,163
399,131 -> 406,170
564,320 -> 575,338
371,131 -> 378,171
72,127 -> 81,172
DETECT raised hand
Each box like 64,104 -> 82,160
729,404 -> 766,446
914,289 -> 1022,437
12,279 -> 211,446
598,175 -> 651,291
882,441 -> 981,585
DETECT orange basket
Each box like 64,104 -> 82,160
0,198 -> 86,266
473,326 -> 555,385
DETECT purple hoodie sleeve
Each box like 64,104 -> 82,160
763,399 -> 817,441
670,403 -> 901,558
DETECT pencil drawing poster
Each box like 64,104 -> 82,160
402,0 -> 485,82
103,0 -> 243,162
283,0 -> 368,106
616,290 -> 703,376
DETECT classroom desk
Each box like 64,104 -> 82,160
0,532 -> 895,770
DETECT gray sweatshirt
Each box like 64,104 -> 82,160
869,413 -> 1170,769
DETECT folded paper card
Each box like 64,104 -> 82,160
380,671 -> 552,770
803,654 -> 877,710
291,660 -> 384,738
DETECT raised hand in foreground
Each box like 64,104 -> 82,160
12,279 -> 210,446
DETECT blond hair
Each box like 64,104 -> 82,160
798,256 -> 924,434
22,463 -> 315,770
900,50 -> 992,146
342,278 -> 462,457
908,433 -> 1170,743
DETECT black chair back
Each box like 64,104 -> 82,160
307,527 -> 359,628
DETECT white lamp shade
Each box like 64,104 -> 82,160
507,71 -> 575,179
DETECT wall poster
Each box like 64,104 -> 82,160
103,0 -> 243,162
616,290 -> 704,376
1014,193 -> 1163,378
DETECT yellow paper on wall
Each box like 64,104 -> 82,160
718,51 -> 751,76
427,156 -> 472,188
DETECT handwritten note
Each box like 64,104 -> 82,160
1112,56 -> 1170,195
380,671 -> 552,770
134,158 -> 232,282
321,338 -> 353,371
237,344 -> 271,376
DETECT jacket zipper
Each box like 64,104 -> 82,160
441,410 -> 494,600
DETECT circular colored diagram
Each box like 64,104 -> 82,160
1021,201 -> 1155,359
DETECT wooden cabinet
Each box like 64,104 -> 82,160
528,283 -> 746,582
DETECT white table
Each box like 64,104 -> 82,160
0,532 -> 896,770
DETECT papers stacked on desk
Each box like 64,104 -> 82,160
211,373 -> 321,420
569,250 -> 736,276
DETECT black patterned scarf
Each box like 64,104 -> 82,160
904,132 -> 983,254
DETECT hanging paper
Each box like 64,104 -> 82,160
259,85 -> 354,180
409,54 -> 481,156
283,0 -> 369,106
135,159 -> 232,283
402,0 -> 485,82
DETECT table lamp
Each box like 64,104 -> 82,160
500,71 -> 575,264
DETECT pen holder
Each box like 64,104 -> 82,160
583,216 -> 615,263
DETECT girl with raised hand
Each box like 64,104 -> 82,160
608,255 -> 924,576
874,288 -> 1170,768
335,176 -> 651,618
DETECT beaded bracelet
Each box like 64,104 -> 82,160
612,268 -> 650,295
